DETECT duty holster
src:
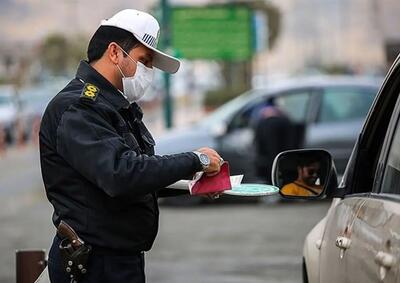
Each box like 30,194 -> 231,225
57,221 -> 91,282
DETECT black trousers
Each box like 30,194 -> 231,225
48,236 -> 146,283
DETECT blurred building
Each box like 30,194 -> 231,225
0,0 -> 157,80
0,0 -> 156,43
254,0 -> 400,79
0,0 -> 399,83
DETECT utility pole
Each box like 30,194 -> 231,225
161,0 -> 173,128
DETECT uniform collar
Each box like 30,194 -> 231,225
130,102 -> 144,121
76,60 -> 130,110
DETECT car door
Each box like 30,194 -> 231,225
217,96 -> 265,181
319,196 -> 367,282
343,96 -> 400,283
305,86 -> 377,174
274,88 -> 318,146
319,66 -> 400,282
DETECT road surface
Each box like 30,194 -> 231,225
0,145 -> 329,283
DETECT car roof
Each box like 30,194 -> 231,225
200,75 -> 383,127
253,75 -> 382,95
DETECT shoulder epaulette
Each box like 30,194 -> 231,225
80,83 -> 99,102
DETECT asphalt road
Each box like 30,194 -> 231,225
0,145 -> 330,283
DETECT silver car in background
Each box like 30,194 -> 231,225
156,76 -> 381,182
0,85 -> 18,143
17,79 -> 67,142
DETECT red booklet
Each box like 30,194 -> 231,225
190,162 -> 232,195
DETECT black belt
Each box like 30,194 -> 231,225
55,234 -> 144,257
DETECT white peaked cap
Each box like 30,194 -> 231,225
100,9 -> 180,74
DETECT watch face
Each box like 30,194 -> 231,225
200,154 -> 210,166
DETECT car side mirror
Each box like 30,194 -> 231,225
272,149 -> 338,199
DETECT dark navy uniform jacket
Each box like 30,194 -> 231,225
39,61 -> 201,253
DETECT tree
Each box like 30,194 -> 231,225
40,33 -> 87,76
206,1 -> 281,108
41,34 -> 69,75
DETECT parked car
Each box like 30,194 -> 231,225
156,76 -> 381,183
0,85 -> 18,143
18,79 -> 66,141
273,55 -> 400,282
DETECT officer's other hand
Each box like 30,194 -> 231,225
196,147 -> 223,175
200,192 -> 222,201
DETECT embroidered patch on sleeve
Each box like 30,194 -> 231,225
80,83 -> 99,101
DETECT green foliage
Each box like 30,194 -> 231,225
41,34 -> 68,75
67,34 -> 88,70
236,0 -> 281,50
204,86 -> 248,109
0,77 -> 8,84
320,64 -> 355,75
40,33 -> 88,75
263,1 -> 281,50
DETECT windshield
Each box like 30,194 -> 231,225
200,89 -> 266,126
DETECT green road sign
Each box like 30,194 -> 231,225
171,6 -> 253,61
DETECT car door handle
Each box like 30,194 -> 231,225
315,239 -> 322,250
335,236 -> 351,259
375,251 -> 396,280
335,236 -> 351,249
375,251 -> 396,268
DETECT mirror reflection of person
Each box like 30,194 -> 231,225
281,157 -> 323,196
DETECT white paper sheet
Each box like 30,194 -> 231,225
167,175 -> 244,192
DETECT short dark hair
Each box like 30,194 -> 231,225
87,26 -> 140,63
297,154 -> 320,167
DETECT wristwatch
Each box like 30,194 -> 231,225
193,151 -> 210,171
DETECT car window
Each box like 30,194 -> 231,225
200,90 -> 265,126
228,91 -> 311,130
381,112 -> 400,194
318,87 -> 376,123
228,98 -> 266,130
348,76 -> 399,194
275,91 -> 311,123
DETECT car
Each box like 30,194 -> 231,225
156,76 -> 380,192
0,85 -> 18,143
17,79 -> 67,142
273,55 -> 400,282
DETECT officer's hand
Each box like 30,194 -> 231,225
196,147 -> 223,175
199,192 -> 222,201
207,192 -> 222,200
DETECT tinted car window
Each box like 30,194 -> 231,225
381,115 -> 400,194
318,87 -> 376,123
201,90 -> 265,127
228,98 -> 266,130
228,91 -> 311,130
275,91 -> 311,123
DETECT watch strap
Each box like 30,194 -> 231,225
192,151 -> 210,171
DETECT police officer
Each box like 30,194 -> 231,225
39,9 -> 222,283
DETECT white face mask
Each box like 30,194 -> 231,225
116,48 -> 154,103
